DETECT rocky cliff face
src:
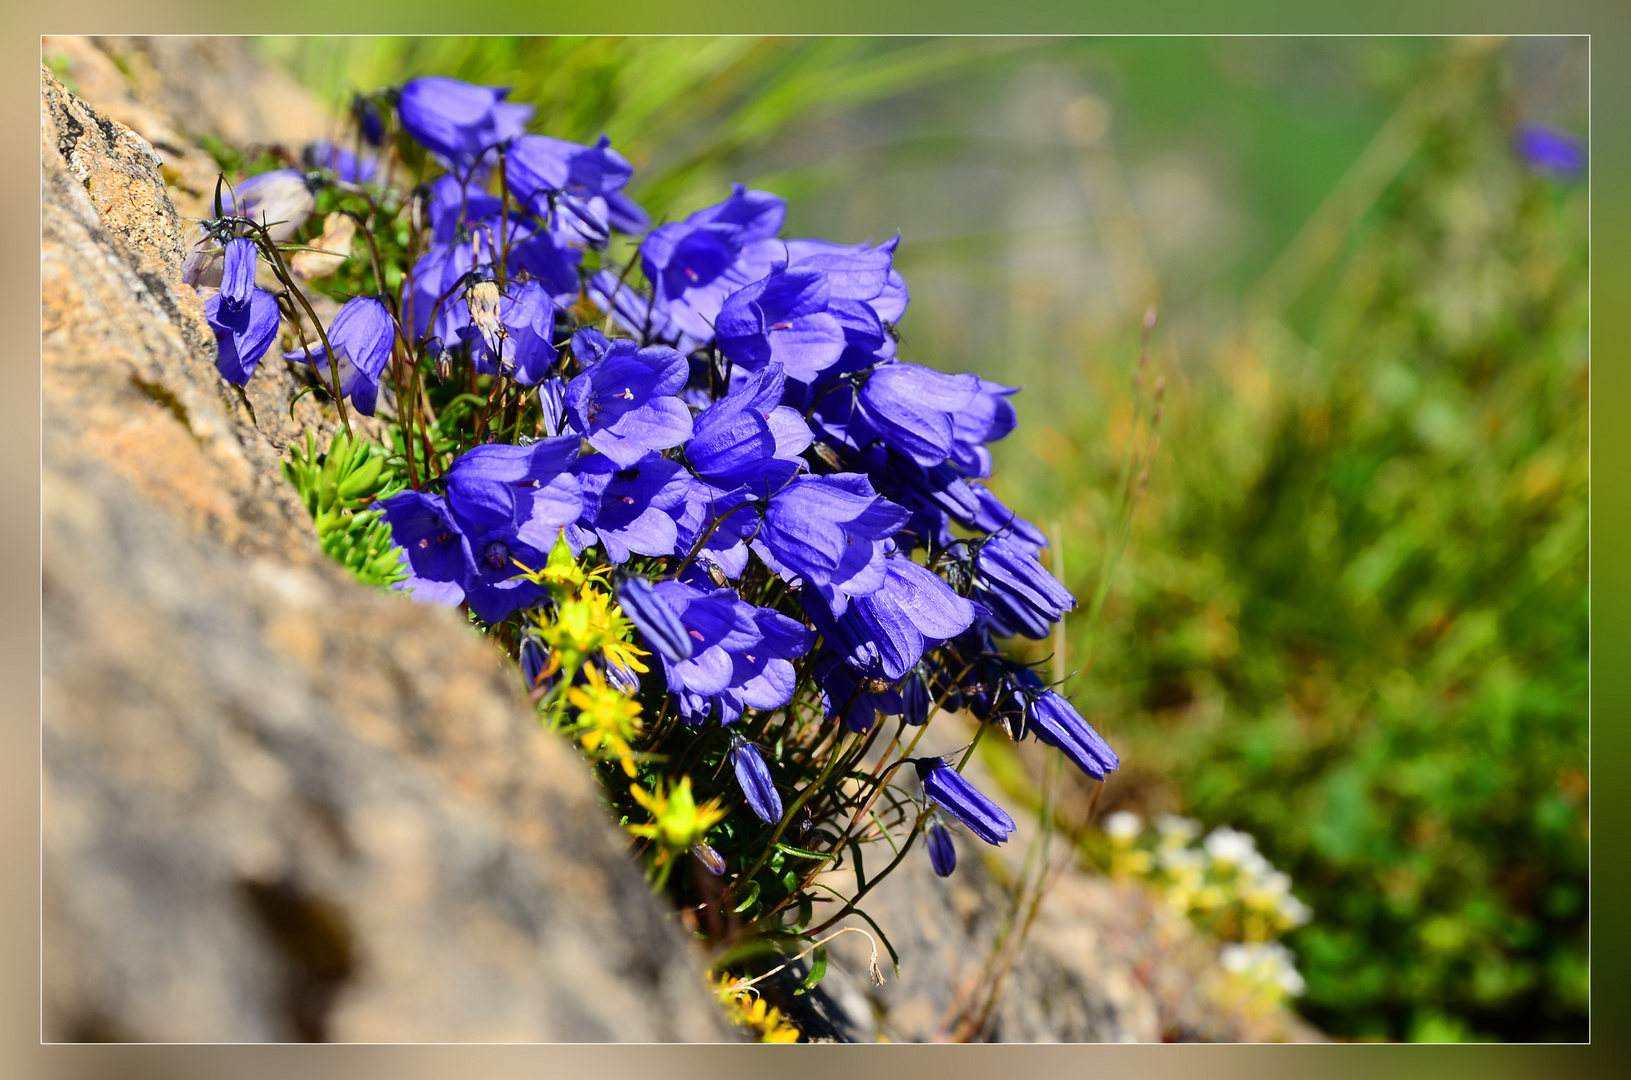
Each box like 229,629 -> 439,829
40,58 -> 735,1043
39,38 -> 1321,1043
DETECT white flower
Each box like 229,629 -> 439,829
1204,825 -> 1257,865
1104,810 -> 1144,841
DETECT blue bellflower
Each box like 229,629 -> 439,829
804,555 -> 975,680
284,296 -> 395,416
972,533 -> 1076,639
1025,688 -> 1120,781
753,474 -> 909,613
563,330 -> 693,468
615,575 -> 694,662
684,363 -> 812,493
715,267 -> 848,382
381,437 -> 583,622
567,453 -> 693,564
398,75 -> 533,171
640,185 -> 787,346
205,290 -> 279,385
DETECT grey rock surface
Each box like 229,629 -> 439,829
40,61 -> 736,1043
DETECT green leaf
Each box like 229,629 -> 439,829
775,842 -> 832,862
730,879 -> 762,914
793,945 -> 828,996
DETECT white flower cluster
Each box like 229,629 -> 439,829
1220,942 -> 1307,998
1102,810 -> 1312,998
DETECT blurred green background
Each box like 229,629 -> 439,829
261,35 -> 1589,1042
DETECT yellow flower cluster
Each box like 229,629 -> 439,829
565,666 -> 644,776
713,973 -> 801,1043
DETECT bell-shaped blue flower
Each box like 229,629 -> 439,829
639,185 -> 786,346
855,363 -> 983,468
504,133 -> 634,221
715,267 -> 847,382
915,758 -> 1016,846
398,75 -> 532,170
443,436 -> 582,540
205,286 -> 279,386
219,238 -> 257,312
378,489 -> 475,607
785,235 -> 909,323
972,533 -> 1076,639
567,453 -> 693,564
753,474 -> 909,613
562,331 -> 693,468
284,296 -> 395,415
804,555 -> 975,680
684,363 -> 812,494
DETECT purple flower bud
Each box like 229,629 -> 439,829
973,534 -> 1076,639
915,758 -> 1016,846
1026,690 -> 1120,781
616,576 -> 694,662
730,733 -> 783,824
692,840 -> 727,877
926,815 -> 957,877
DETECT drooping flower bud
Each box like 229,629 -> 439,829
615,575 -> 694,662
692,840 -> 727,877
729,733 -> 783,825
914,757 -> 1016,846
926,815 -> 957,877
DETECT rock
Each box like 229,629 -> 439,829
40,62 -> 736,1043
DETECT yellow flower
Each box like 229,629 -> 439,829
714,973 -> 802,1043
628,776 -> 727,852
541,586 -> 648,670
567,666 -> 643,776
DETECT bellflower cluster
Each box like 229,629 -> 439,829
211,73 -> 1121,978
